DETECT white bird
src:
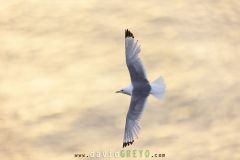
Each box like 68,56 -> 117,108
116,29 -> 166,148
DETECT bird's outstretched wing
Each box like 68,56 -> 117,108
123,92 -> 148,148
125,29 -> 150,89
123,29 -> 151,147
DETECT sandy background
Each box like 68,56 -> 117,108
0,0 -> 240,159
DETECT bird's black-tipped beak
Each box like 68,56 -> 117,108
115,90 -> 121,93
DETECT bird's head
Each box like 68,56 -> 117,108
115,89 -> 129,95
115,85 -> 133,96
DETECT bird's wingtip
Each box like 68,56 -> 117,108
122,140 -> 134,148
125,29 -> 134,38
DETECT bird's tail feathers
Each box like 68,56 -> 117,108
150,76 -> 166,99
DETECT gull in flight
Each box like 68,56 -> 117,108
116,29 -> 166,148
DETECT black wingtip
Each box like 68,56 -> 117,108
122,140 -> 134,148
125,29 -> 134,38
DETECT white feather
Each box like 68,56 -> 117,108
150,76 -> 166,99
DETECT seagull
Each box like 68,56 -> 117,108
116,29 -> 166,148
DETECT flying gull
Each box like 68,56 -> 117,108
116,29 -> 166,148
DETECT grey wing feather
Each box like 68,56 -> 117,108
123,92 -> 148,148
125,29 -> 149,88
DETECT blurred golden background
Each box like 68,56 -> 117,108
0,0 -> 240,159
